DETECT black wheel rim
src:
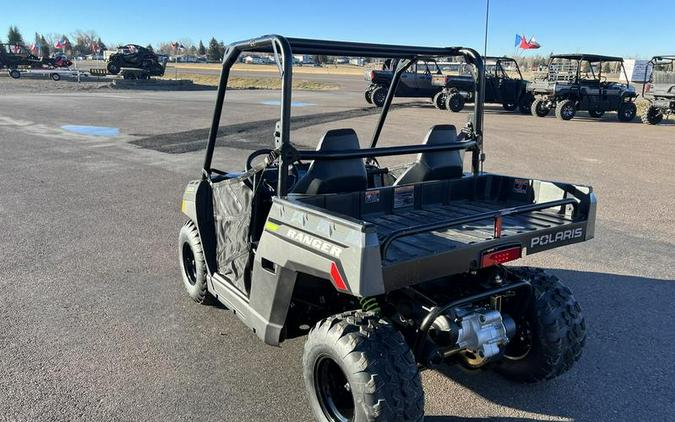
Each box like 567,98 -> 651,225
182,243 -> 197,286
373,90 -> 385,105
314,355 -> 354,422
561,104 -> 574,119
504,319 -> 533,361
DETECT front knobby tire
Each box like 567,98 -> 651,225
618,102 -> 637,122
445,92 -> 465,112
494,267 -> 586,383
370,87 -> 387,108
303,311 -> 424,422
555,99 -> 576,121
178,221 -> 212,304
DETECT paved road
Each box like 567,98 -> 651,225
1,76 -> 674,421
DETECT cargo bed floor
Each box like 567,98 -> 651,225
362,199 -> 573,263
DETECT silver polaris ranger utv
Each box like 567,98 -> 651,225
178,35 -> 595,422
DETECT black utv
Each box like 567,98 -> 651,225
641,55 -> 675,125
364,59 -> 444,107
432,56 -> 533,113
0,43 -> 45,69
179,35 -> 593,422
106,44 -> 165,76
529,54 -> 637,121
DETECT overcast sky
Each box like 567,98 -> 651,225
7,0 -> 674,58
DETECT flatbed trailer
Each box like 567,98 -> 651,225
6,67 -> 89,81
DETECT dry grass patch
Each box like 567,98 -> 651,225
161,72 -> 339,90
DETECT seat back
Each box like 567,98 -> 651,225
291,128 -> 367,195
394,124 -> 464,186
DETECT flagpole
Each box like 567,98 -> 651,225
483,0 -> 490,58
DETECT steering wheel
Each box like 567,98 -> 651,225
246,148 -> 304,187
246,149 -> 273,172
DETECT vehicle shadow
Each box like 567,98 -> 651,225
427,269 -> 675,421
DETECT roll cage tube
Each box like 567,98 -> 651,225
643,56 -> 675,96
202,35 -> 484,196
202,34 -> 293,193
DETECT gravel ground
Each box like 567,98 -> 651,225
0,74 -> 673,421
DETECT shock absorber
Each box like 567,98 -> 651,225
359,297 -> 382,315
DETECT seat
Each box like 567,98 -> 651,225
394,124 -> 464,186
291,128 -> 367,195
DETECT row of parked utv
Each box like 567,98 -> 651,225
364,54 -> 675,125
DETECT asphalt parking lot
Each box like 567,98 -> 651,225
1,73 -> 673,422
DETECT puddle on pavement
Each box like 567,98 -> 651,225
61,125 -> 120,137
259,100 -> 315,107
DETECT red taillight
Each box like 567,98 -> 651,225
329,262 -> 348,291
369,70 -> 375,81
646,83 -> 652,93
481,246 -> 522,268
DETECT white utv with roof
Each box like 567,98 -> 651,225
178,35 -> 594,422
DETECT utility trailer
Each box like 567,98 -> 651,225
6,67 -> 89,81
641,55 -> 675,125
177,35 -> 594,422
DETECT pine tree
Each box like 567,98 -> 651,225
198,40 -> 206,56
7,26 -> 24,45
40,35 -> 50,57
207,37 -> 222,62
146,44 -> 154,52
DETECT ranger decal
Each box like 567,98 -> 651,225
286,229 -> 343,258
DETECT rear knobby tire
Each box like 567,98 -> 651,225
555,99 -> 576,121
178,221 -> 212,304
303,311 -> 424,422
531,98 -> 550,117
106,60 -> 121,75
519,97 -> 534,114
494,267 -> 586,383
641,105 -> 663,125
617,102 -> 637,122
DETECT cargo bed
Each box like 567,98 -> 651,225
293,174 -> 595,289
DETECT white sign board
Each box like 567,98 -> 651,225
622,59 -> 652,83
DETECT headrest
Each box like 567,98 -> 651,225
423,124 -> 457,146
316,128 -> 360,152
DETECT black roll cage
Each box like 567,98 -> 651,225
642,55 -> 675,96
547,54 -> 631,86
485,57 -> 523,80
202,35 -> 485,197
